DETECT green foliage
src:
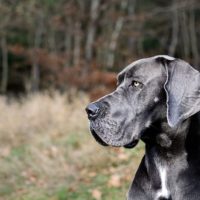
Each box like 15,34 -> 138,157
142,37 -> 160,52
41,0 -> 59,7
0,184 -> 15,197
10,145 -> 27,159
8,28 -> 30,46
65,132 -> 81,149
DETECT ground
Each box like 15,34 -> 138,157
0,92 -> 144,200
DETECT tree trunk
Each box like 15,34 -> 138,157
180,10 -> 190,59
0,36 -> 8,94
107,0 -> 129,69
48,29 -> 56,53
85,0 -> 100,63
65,19 -> 73,67
189,7 -> 199,67
31,14 -> 43,92
73,22 -> 81,66
168,0 -> 179,56
127,0 -> 136,55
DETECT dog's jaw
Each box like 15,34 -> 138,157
123,139 -> 139,148
90,118 -> 139,147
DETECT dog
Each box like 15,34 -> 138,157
85,55 -> 200,200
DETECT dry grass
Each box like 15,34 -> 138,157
0,92 -> 144,200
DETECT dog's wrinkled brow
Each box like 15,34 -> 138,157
117,72 -> 125,85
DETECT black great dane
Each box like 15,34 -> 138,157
85,55 -> 200,200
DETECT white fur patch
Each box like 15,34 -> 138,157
145,120 -> 151,128
154,97 -> 159,103
156,166 -> 170,199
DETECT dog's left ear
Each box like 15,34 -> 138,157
155,55 -> 200,127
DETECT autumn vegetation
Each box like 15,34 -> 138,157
0,93 -> 144,199
1,0 -> 200,96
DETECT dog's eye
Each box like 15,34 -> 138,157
131,80 -> 142,88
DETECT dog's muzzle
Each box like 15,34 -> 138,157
86,102 -> 108,146
90,128 -> 108,146
86,102 -> 139,148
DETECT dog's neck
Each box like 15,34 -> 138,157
141,113 -> 200,161
140,113 -> 200,199
141,118 -> 190,158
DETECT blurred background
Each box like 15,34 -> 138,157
0,0 -> 200,199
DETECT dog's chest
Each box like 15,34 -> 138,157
155,165 -> 170,199
150,152 -> 189,200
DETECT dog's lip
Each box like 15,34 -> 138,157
123,139 -> 139,148
90,128 -> 139,148
90,128 -> 108,146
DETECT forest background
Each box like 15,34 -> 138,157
0,0 -> 199,200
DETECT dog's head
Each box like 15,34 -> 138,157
86,55 -> 200,148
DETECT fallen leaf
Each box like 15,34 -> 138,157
91,188 -> 102,200
88,171 -> 97,177
108,174 -> 121,188
108,167 -> 116,173
118,152 -> 129,161
0,147 -> 10,157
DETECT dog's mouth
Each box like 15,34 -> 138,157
91,129 -> 108,146
123,139 -> 139,148
90,128 -> 139,148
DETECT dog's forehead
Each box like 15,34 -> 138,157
118,57 -> 162,78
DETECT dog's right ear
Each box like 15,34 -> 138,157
155,56 -> 200,127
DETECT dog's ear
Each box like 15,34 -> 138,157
156,56 -> 200,127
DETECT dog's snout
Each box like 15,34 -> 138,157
85,103 -> 100,120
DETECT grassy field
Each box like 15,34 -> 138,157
0,92 -> 144,200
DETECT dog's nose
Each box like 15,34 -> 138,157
85,103 -> 100,120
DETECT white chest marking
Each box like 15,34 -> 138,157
156,166 -> 170,199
